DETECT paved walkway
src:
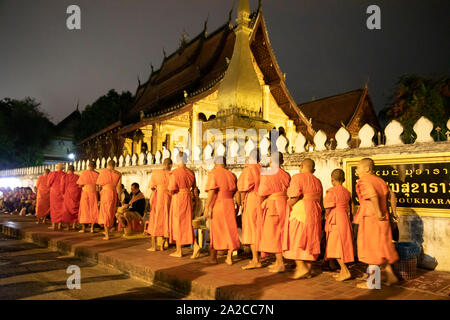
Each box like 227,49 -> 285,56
1,214 -> 449,300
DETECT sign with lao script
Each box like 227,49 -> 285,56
343,153 -> 450,217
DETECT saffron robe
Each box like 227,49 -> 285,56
148,169 -> 171,238
97,169 -> 121,228
258,168 -> 291,253
168,167 -> 196,245
47,170 -> 66,223
283,172 -> 323,261
35,174 -> 50,218
206,167 -> 240,251
354,174 -> 399,265
61,172 -> 82,223
324,185 -> 354,263
77,170 -> 99,224
237,163 -> 262,247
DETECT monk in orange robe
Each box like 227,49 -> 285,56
35,168 -> 51,224
284,158 -> 323,280
97,160 -> 122,240
147,158 -> 172,252
204,156 -> 240,265
61,165 -> 82,231
258,152 -> 291,273
77,161 -> 99,233
168,152 -> 199,258
354,158 -> 399,288
324,169 -> 354,281
237,149 -> 263,270
47,163 -> 66,230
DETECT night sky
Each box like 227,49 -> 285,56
1,0 -> 449,124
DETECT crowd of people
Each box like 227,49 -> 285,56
0,186 -> 36,216
1,151 -> 401,289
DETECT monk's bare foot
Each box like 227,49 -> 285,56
190,243 -> 200,259
384,274 -> 399,287
242,262 -> 262,270
335,271 -> 352,282
225,258 -> 233,266
290,268 -> 311,279
269,264 -> 285,273
48,226 -> 55,230
205,258 -> 218,264
356,282 -> 371,289
79,229 -> 86,233
170,252 -> 182,258
102,236 -> 110,240
147,247 -> 157,252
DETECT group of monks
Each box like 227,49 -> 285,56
34,150 -> 400,289
146,151 -> 400,288
35,161 -> 122,240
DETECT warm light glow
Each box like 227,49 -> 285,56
68,153 -> 75,160
0,177 -> 22,189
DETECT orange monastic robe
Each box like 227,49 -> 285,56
47,170 -> 66,223
324,185 -> 354,263
354,174 -> 399,265
237,163 -> 262,247
148,169 -> 171,238
96,169 -> 121,228
61,172 -> 82,223
77,170 -> 99,224
168,167 -> 196,245
283,172 -> 323,261
258,168 -> 291,253
35,174 -> 50,218
206,167 -> 240,251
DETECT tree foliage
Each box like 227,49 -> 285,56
0,98 -> 55,169
74,89 -> 133,143
379,75 -> 450,143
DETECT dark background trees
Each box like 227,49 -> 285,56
73,89 -> 133,144
0,98 -> 55,169
379,75 -> 450,143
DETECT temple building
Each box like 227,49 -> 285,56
77,0 -> 380,161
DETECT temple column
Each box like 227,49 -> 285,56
263,85 -> 270,121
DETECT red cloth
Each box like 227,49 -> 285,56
283,172 -> 323,261
257,168 -> 291,253
47,170 -> 66,223
354,174 -> 399,265
35,174 -> 50,218
148,169 -> 171,238
168,167 -> 196,245
324,185 -> 354,263
237,164 -> 263,247
96,169 -> 120,228
77,170 -> 99,224
61,172 -> 82,223
206,167 -> 240,251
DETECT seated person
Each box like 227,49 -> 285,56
118,184 -> 132,206
116,183 -> 146,235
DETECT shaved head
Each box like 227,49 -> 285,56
175,152 -> 188,164
107,160 -> 116,168
331,168 -> 345,183
163,158 -> 173,170
68,165 -> 75,172
44,169 -> 50,174
301,158 -> 315,173
360,158 -> 375,172
88,161 -> 95,170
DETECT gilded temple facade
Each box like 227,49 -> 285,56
77,0 -> 379,161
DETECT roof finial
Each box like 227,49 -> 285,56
203,13 -> 209,36
76,99 -> 79,112
137,75 -> 141,86
150,63 -> 154,74
258,0 -> 263,11
237,0 -> 250,25
364,76 -> 370,89
163,47 -> 167,58
228,1 -> 235,23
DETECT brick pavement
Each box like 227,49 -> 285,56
1,214 -> 449,300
